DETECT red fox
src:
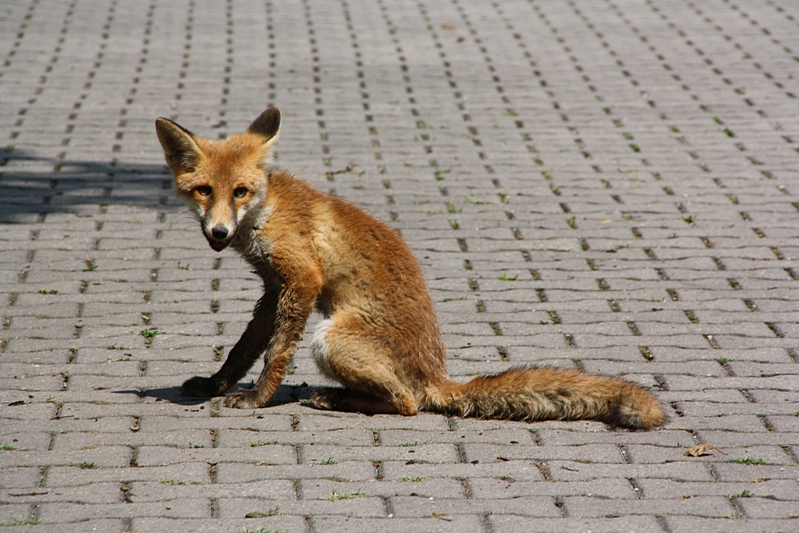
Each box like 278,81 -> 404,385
155,108 -> 665,429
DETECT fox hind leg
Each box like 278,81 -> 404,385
310,315 -> 417,416
312,387 -> 416,415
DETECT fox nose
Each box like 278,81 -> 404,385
211,226 -> 229,240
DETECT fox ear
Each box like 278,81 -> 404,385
155,118 -> 203,174
247,107 -> 281,146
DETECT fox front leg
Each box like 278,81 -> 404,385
180,292 -> 278,398
223,274 -> 320,409
221,342 -> 295,409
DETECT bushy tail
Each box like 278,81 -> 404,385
427,366 -> 665,429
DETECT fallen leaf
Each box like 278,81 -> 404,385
684,443 -> 720,457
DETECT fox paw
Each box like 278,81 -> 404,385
310,388 -> 342,410
223,390 -> 266,409
180,376 -> 221,397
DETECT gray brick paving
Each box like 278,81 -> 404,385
1,0 -> 798,531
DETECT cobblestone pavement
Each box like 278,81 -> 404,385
1,0 -> 798,531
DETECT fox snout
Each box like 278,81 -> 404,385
211,225 -> 229,240
204,221 -> 235,251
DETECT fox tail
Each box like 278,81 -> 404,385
427,366 -> 665,429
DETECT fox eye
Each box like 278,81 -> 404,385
233,187 -> 248,198
196,185 -> 212,197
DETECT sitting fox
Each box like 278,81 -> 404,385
155,108 -> 665,429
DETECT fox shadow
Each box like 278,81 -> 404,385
113,382 -> 321,409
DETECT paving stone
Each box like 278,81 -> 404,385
45,463 -> 210,487
216,495 -> 386,517
303,443 -> 460,464
545,460 -> 715,482
391,495 -> 560,518
0,519 -> 126,533
381,460 -> 544,482
134,516 -> 306,533
215,461 -> 377,484
461,442 -> 625,464
711,463 -> 799,482
0,467 -> 41,490
296,412 -> 452,431
537,428 -> 695,447
664,516 -> 799,533
489,515 -> 665,533
312,515 -> 482,533
36,499 -> 211,523
624,444 -> 793,465
636,478 -> 799,501
128,479 -> 297,502
561,494 -> 736,518
303,477 -> 466,500
0,483 -> 120,505
0,447 -> 132,469
469,477 -> 635,499
379,428 -> 536,446
135,445 -> 298,467
695,430 -> 799,447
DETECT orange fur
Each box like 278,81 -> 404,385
155,108 -> 665,429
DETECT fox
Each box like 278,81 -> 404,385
155,107 -> 665,429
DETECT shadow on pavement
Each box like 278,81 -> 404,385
113,383 -> 319,409
0,149 -> 172,222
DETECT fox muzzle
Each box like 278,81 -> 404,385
204,223 -> 235,251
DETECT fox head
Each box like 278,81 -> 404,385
155,108 -> 281,251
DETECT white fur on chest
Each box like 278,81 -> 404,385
232,203 -> 275,259
311,318 -> 337,382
